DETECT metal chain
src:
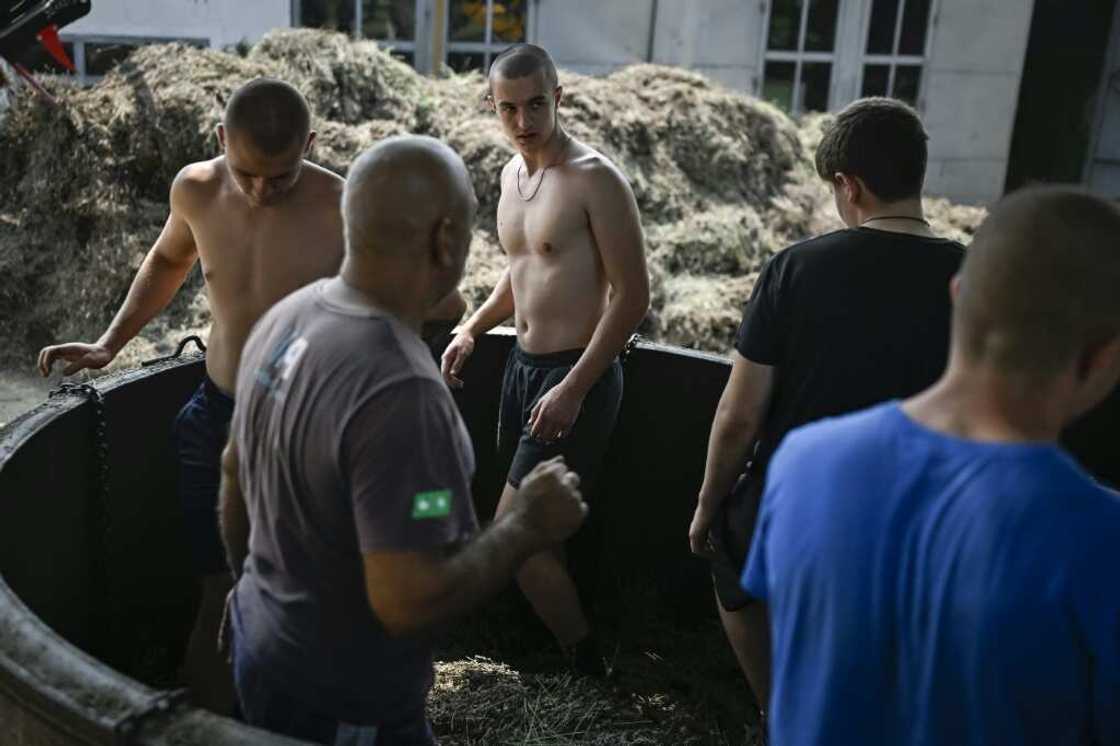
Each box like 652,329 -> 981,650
48,381 -> 114,654
621,333 -> 643,365
48,382 -> 111,546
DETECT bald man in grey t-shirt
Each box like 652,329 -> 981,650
229,278 -> 478,731
218,136 -> 587,744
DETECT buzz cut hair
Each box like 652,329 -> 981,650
955,186 -> 1120,376
223,78 -> 311,155
488,43 -> 559,93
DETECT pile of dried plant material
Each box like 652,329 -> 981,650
0,29 -> 985,370
424,577 -> 765,745
429,658 -> 677,745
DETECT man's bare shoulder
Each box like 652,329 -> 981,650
302,159 -> 344,187
500,155 -> 520,184
297,160 -> 344,210
567,145 -> 633,198
171,157 -> 224,209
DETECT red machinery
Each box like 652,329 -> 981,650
0,0 -> 91,100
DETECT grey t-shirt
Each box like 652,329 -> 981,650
230,278 -> 478,723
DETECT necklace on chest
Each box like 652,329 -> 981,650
515,134 -> 572,202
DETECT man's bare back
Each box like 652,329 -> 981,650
174,156 -> 343,392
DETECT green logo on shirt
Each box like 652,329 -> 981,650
412,489 -> 452,519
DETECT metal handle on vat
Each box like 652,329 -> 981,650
140,335 -> 207,368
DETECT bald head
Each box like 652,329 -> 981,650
955,187 -> 1120,376
224,78 -> 311,155
343,135 -> 476,263
488,43 -> 558,92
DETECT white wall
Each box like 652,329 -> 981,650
530,0 -> 1037,205
534,0 -> 654,75
57,0 -> 1034,204
535,0 -> 765,90
651,0 -> 765,91
921,0 -> 1035,204
65,0 -> 291,48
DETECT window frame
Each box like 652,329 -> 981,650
45,35 -> 210,86
353,0 -> 422,59
755,0 -> 941,116
757,0 -> 849,117
292,0 -> 536,73
445,0 -> 534,74
855,0 -> 940,108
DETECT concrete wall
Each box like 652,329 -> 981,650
532,0 -> 1036,205
650,0 -> 766,91
51,0 -> 1035,204
533,0 -> 655,75
65,0 -> 290,48
921,0 -> 1035,204
536,0 -> 766,91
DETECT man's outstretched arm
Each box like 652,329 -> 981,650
528,160 -> 650,441
441,268 -> 515,388
38,166 -> 201,376
362,458 -> 585,637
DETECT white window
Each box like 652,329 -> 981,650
296,0 -> 532,73
759,0 -> 842,116
296,0 -> 421,66
445,0 -> 530,74
359,0 -> 419,65
858,0 -> 935,106
756,0 -> 938,115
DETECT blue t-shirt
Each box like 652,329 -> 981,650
742,402 -> 1120,746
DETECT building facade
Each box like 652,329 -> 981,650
9,0 -> 1120,204
15,0 -> 289,84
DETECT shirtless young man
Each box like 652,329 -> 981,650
441,44 -> 650,673
36,79 -> 345,713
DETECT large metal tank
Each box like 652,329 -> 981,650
0,332 -> 730,744
0,330 -> 1115,744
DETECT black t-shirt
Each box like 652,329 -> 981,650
737,226 -> 965,473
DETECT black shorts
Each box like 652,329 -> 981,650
709,470 -> 765,611
497,345 -> 623,492
172,375 -> 235,576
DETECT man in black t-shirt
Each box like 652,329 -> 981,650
687,97 -> 965,717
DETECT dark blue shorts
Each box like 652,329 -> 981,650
497,345 -> 622,492
231,600 -> 436,745
172,376 -> 235,576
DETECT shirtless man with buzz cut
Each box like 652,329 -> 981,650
441,43 -> 650,674
36,78 -> 356,714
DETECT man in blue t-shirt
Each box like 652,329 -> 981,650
743,187 -> 1120,746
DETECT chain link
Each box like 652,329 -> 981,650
48,383 -> 111,546
621,333 -> 643,365
48,381 -> 113,653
